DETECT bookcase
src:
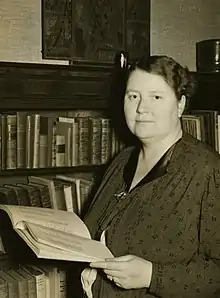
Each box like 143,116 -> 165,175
0,60 -> 124,298
182,72 -> 220,153
1,59 -> 219,297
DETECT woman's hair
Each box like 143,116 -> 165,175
127,55 -> 197,102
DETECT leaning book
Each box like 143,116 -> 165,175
0,205 -> 113,262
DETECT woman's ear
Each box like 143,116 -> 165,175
178,95 -> 186,118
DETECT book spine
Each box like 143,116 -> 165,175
22,266 -> 45,298
59,270 -> 67,298
56,135 -> 65,167
1,115 -> 6,170
38,185 -> 52,209
6,114 -> 17,169
52,120 -> 57,167
7,270 -> 28,298
0,188 -> 18,205
32,114 -> 40,169
16,112 -> 26,169
76,117 -> 90,165
16,189 -> 30,206
63,184 -> 74,212
89,117 -> 101,165
100,118 -> 112,164
26,277 -> 36,298
28,187 -> 42,207
25,115 -> 32,169
39,134 -> 48,168
3,186 -> 28,206
18,185 -> 42,207
0,279 -> 7,298
72,122 -> 79,166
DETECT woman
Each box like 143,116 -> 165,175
81,55 -> 220,297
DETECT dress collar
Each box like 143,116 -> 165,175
123,139 -> 179,191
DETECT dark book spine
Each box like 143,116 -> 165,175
89,117 -> 102,165
76,117 -> 90,165
100,118 -> 112,164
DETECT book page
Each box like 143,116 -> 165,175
19,222 -> 113,262
0,205 -> 90,239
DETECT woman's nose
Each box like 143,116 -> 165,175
137,97 -> 150,113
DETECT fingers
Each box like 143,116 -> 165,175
90,261 -> 124,270
104,269 -> 122,278
107,274 -> 113,281
106,275 -> 122,287
90,256 -> 133,270
106,255 -> 133,262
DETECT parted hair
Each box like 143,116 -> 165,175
127,55 -> 197,102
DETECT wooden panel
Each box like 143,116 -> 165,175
0,62 -> 113,110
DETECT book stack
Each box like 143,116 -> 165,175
0,110 -> 125,170
0,263 -> 67,298
0,174 -> 94,217
182,109 -> 220,153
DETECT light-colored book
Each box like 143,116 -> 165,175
55,175 -> 81,215
0,205 -> 113,263
7,269 -> 28,298
16,267 -> 37,298
0,269 -> 17,298
0,276 -> 7,298
22,265 -> 45,298
181,114 -> 202,140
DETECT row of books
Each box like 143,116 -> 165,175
0,173 -> 95,297
182,110 -> 220,152
0,264 -> 67,298
0,173 -> 94,217
0,111 -> 125,170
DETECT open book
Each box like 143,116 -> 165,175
0,205 -> 113,262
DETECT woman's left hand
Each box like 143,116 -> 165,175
90,255 -> 152,289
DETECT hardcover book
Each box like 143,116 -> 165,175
0,205 -> 113,263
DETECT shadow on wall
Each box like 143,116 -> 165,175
109,52 -> 140,148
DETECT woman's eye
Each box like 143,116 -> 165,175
154,95 -> 162,100
127,93 -> 140,100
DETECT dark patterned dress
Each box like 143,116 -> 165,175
83,132 -> 220,298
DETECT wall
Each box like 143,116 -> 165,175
0,0 -> 219,69
0,0 -> 67,64
151,0 -> 220,70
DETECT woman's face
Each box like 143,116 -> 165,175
124,68 -> 184,142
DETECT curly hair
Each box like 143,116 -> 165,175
127,55 -> 197,102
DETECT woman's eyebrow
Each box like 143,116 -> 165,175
148,90 -> 165,94
125,89 -> 140,93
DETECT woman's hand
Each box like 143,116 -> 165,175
90,255 -> 152,289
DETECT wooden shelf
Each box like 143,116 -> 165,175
0,61 -> 113,110
0,165 -> 106,177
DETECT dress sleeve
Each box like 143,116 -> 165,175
148,166 -> 220,298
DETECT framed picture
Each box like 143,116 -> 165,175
42,0 -> 150,64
